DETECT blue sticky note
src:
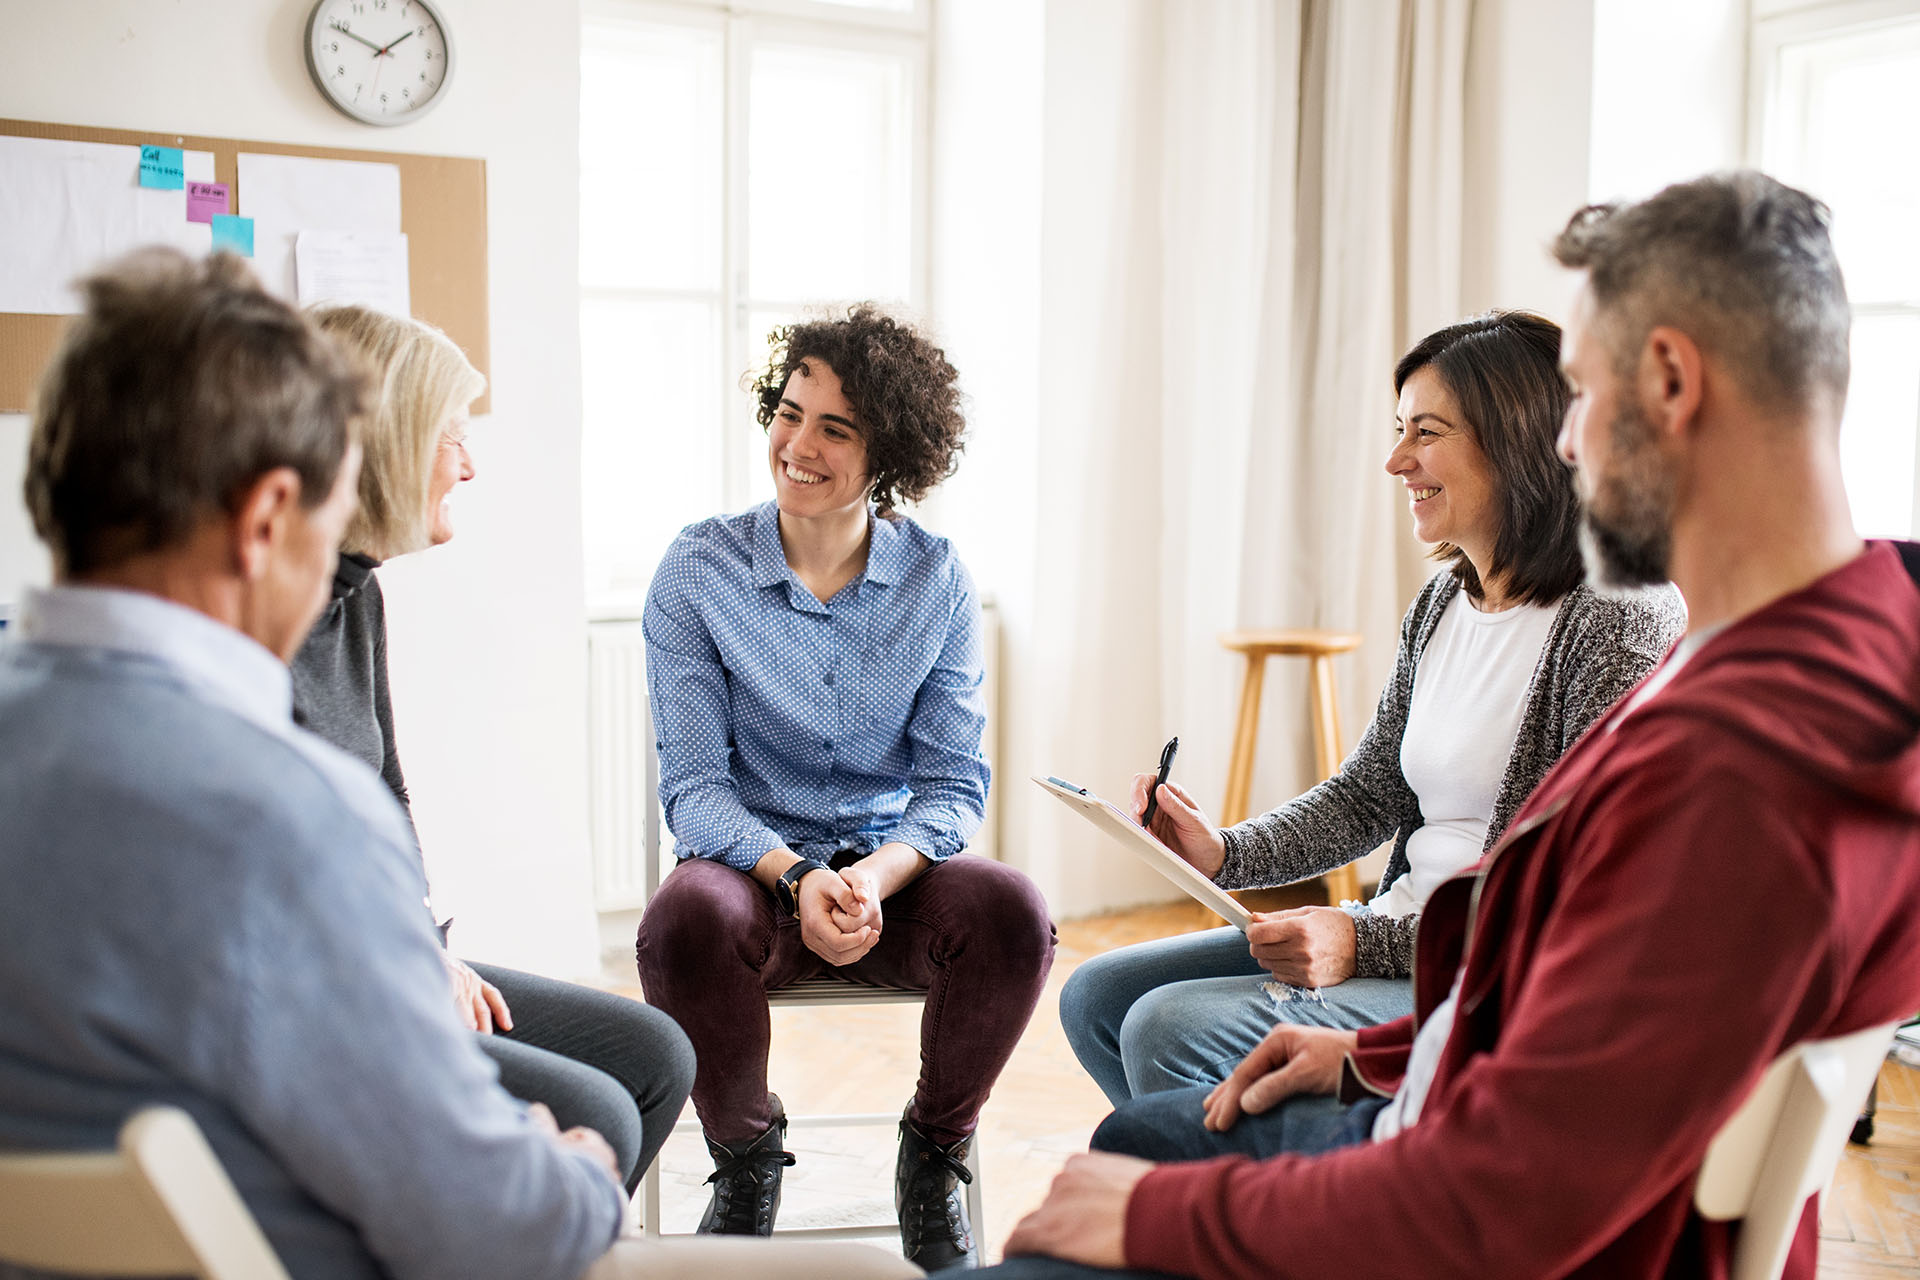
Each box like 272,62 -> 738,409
211,215 -> 254,258
138,145 -> 184,190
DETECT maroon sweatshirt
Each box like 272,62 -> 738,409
1125,543 -> 1920,1280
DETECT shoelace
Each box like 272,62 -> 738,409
705,1147 -> 796,1233
901,1140 -> 973,1247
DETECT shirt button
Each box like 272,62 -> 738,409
823,739 -> 834,750
823,672 -> 835,686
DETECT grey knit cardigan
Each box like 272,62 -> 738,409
1216,571 -> 1686,979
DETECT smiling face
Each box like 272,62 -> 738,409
767,359 -> 872,524
426,409 -> 475,546
1558,279 -> 1675,587
1386,366 -> 1502,568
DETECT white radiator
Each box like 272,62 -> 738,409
586,601 -> 1001,913
586,620 -> 657,912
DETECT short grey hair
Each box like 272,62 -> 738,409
1552,171 -> 1851,414
27,249 -> 365,577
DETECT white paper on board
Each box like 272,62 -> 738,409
295,229 -> 412,317
238,153 -> 402,303
0,137 -> 215,315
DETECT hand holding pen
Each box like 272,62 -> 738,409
1131,742 -> 1228,880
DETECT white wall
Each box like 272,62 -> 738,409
1589,0 -> 1746,203
1461,0 -> 1597,317
0,0 -> 600,978
925,0 -> 1173,916
923,0 -> 1042,866
1023,0 -> 1180,914
1458,0 -> 1751,319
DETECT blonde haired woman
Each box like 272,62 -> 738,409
291,305 -> 695,1193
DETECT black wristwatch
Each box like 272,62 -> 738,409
773,859 -> 831,916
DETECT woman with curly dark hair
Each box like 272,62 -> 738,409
635,306 -> 1056,1270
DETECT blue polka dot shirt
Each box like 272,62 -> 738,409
643,501 -> 990,870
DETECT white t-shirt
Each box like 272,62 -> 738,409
1369,590 -> 1558,919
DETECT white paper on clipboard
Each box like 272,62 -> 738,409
1033,776 -> 1253,932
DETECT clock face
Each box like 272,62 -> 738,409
306,0 -> 454,126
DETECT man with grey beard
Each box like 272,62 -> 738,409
982,171 -> 1920,1280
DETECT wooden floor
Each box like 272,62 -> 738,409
615,900 -> 1920,1273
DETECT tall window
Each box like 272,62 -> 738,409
580,0 -> 929,614
1754,0 -> 1920,537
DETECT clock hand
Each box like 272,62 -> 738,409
377,30 -> 415,55
337,27 -> 383,53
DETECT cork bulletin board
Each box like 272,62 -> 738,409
0,117 -> 489,414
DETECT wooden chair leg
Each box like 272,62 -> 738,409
1220,654 -> 1267,829
1308,656 -> 1361,903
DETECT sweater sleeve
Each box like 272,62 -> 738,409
1122,740 -> 1833,1280
1214,580 -> 1442,891
1345,907 -> 1417,979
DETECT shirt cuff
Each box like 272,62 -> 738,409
691,829 -> 786,872
886,820 -> 962,862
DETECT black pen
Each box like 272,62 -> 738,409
1140,735 -> 1179,829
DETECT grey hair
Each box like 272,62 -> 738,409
27,249 -> 364,577
1552,171 -> 1851,415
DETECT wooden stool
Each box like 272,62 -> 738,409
1219,629 -> 1365,904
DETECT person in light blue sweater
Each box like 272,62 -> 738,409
0,248 -> 917,1280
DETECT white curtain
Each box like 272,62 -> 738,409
1004,0 -> 1472,913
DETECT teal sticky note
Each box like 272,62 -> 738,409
138,145 -> 184,190
211,215 -> 254,258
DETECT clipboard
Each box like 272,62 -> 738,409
1033,775 -> 1253,932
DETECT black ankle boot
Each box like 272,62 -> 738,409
896,1109 -> 977,1271
697,1098 -> 795,1237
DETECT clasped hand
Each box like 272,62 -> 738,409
798,864 -> 883,966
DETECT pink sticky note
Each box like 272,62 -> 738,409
186,182 -> 229,224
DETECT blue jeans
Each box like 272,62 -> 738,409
1059,925 -> 1414,1104
975,1089 -> 1386,1279
471,962 -> 695,1193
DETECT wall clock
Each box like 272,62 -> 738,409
306,0 -> 455,126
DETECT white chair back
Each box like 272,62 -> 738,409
1694,1021 -> 1897,1280
0,1105 -> 290,1279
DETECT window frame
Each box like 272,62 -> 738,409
1748,0 -> 1920,537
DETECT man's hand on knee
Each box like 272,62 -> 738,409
1202,1024 -> 1356,1132
444,954 -> 512,1033
1004,1151 -> 1153,1268
526,1103 -> 622,1187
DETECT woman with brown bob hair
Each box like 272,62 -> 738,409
1060,310 -> 1687,1110
635,306 -> 1055,1269
290,305 -> 696,1196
